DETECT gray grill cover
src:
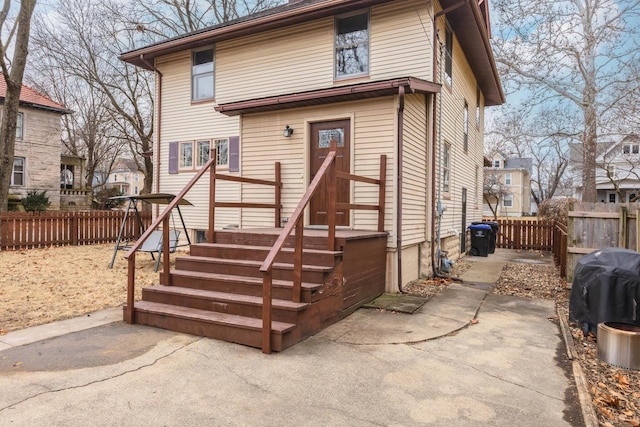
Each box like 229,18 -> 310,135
569,248 -> 640,334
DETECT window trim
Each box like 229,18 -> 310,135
334,10 -> 370,80
191,47 -> 215,102
11,156 -> 25,186
179,141 -> 194,169
505,173 -> 512,186
476,86 -> 481,129
178,138 -> 230,171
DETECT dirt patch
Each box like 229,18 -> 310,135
0,244 -> 183,333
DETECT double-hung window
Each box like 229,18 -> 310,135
335,12 -> 369,79
503,194 -> 513,208
444,26 -> 453,85
505,173 -> 512,186
192,48 -> 214,101
442,142 -> 451,193
179,141 -> 194,169
196,140 -> 210,167
11,157 -> 25,186
16,112 -> 23,140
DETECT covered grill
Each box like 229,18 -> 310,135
569,248 -> 640,335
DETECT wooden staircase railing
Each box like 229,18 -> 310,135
123,153 -> 282,324
259,142 -> 387,353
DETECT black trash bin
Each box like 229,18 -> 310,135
468,224 -> 491,257
472,221 -> 499,254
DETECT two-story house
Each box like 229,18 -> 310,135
106,159 -> 145,197
121,0 -> 504,290
2,76 -> 71,210
483,153 -> 532,217
594,134 -> 640,203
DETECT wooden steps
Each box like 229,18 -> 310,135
131,230 -> 344,351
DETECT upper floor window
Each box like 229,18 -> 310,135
444,26 -> 453,86
335,12 -> 369,79
503,193 -> 513,208
505,173 -> 512,185
623,144 -> 640,154
606,165 -> 615,176
442,142 -> 451,193
11,157 -> 24,186
192,48 -> 214,101
463,102 -> 469,152
16,112 -> 23,140
493,159 -> 500,168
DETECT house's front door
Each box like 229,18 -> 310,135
309,120 -> 351,226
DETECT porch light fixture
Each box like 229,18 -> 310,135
283,125 -> 294,137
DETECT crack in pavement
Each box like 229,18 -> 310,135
0,338 -> 202,412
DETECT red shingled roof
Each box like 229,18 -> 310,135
0,75 -> 70,114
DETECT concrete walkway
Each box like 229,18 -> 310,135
0,249 -> 583,426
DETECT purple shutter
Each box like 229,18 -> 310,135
168,141 -> 178,174
229,136 -> 239,172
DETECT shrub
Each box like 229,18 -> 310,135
22,190 -> 51,211
537,197 -> 579,224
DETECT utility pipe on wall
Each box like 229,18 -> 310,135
397,85 -> 406,293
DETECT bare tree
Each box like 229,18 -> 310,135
486,109 -> 575,205
492,0 -> 640,202
0,0 -> 37,212
30,0 -> 155,196
483,171 -> 509,220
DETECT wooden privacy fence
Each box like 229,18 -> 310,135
492,219 -> 554,251
0,210 -> 152,251
565,202 -> 640,281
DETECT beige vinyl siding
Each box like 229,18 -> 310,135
156,52 -> 241,231
435,11 -> 485,242
240,98 -> 395,238
402,94 -> 429,246
370,0 -> 432,81
216,0 -> 433,104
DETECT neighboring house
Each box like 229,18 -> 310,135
2,76 -> 71,209
106,159 -> 144,197
593,134 -> 640,203
60,154 -> 92,210
121,0 -> 504,291
483,153 -> 532,217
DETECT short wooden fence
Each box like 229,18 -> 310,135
483,218 -> 567,279
0,210 -> 152,251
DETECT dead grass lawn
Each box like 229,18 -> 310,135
0,244 -> 181,333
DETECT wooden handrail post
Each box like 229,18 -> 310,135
293,218 -> 303,303
262,271 -> 273,354
208,150 -> 217,243
125,253 -> 136,323
378,155 -> 387,232
163,216 -> 170,283
327,141 -> 337,251
275,162 -> 282,227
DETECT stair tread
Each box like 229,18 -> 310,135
178,255 -> 333,271
146,285 -> 309,311
169,269 -> 322,289
192,243 -> 342,256
135,301 -> 296,333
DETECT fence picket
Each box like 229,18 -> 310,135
0,211 -> 152,251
